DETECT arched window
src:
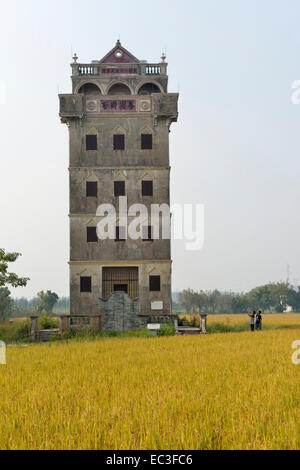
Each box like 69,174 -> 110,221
138,83 -> 161,95
78,83 -> 102,95
108,83 -> 131,95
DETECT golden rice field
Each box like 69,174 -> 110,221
0,314 -> 300,450
184,313 -> 300,332
207,313 -> 300,328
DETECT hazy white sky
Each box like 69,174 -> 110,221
1,0 -> 300,298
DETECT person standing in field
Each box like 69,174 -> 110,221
248,311 -> 256,331
256,311 -> 262,331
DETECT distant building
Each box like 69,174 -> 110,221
59,41 -> 179,331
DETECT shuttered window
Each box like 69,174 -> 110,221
86,182 -> 98,198
141,134 -> 153,150
87,227 -> 98,243
142,181 -> 153,197
86,135 -> 97,151
80,277 -> 92,293
114,181 -> 125,197
149,276 -> 161,292
114,134 -> 125,150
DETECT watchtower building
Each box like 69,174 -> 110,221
59,41 -> 179,331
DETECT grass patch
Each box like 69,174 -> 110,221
207,322 -> 249,334
0,319 -> 30,344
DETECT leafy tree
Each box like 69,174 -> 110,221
177,282 -> 300,314
0,249 -> 29,321
0,249 -> 29,288
246,285 -> 272,312
287,287 -> 300,312
269,283 -> 290,313
36,291 -> 59,315
13,297 -> 29,309
178,289 -> 197,313
207,290 -> 221,313
0,287 -> 14,321
246,283 -> 291,312
231,294 -> 249,313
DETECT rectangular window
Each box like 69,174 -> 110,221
142,181 -> 153,197
149,276 -> 161,292
86,182 -> 98,198
86,135 -> 97,151
142,226 -> 154,242
87,227 -> 98,243
114,181 -> 125,197
114,134 -> 125,150
115,226 -> 126,242
141,134 -> 153,150
80,277 -> 92,293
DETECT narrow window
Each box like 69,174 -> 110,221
114,181 -> 125,197
142,181 -> 153,197
142,226 -> 154,242
115,226 -> 126,242
87,227 -> 98,243
86,182 -> 98,198
80,277 -> 92,293
86,135 -> 97,151
149,276 -> 161,292
114,134 -> 125,150
141,134 -> 152,150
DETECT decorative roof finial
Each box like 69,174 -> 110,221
116,37 -> 121,47
72,53 -> 78,63
161,52 -> 166,63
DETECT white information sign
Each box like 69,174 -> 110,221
151,301 -> 164,311
0,341 -> 6,365
147,324 -> 161,331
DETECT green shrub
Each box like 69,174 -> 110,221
60,328 -> 96,341
39,314 -> 59,330
157,324 -> 176,337
0,326 -> 5,342
178,316 -> 187,326
0,320 -> 30,343
14,322 -> 30,342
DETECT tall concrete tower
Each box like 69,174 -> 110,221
59,41 -> 178,331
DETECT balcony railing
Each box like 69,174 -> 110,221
71,63 -> 167,76
78,65 -> 99,75
145,66 -> 161,75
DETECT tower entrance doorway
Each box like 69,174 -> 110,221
102,267 -> 139,300
101,267 -> 142,331
114,284 -> 129,294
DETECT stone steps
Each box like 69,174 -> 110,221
177,327 -> 202,335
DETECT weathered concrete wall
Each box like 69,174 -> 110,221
139,262 -> 172,316
70,261 -> 172,318
70,167 -> 170,214
70,218 -> 170,262
68,115 -> 170,168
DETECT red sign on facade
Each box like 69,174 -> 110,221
100,100 -> 136,112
